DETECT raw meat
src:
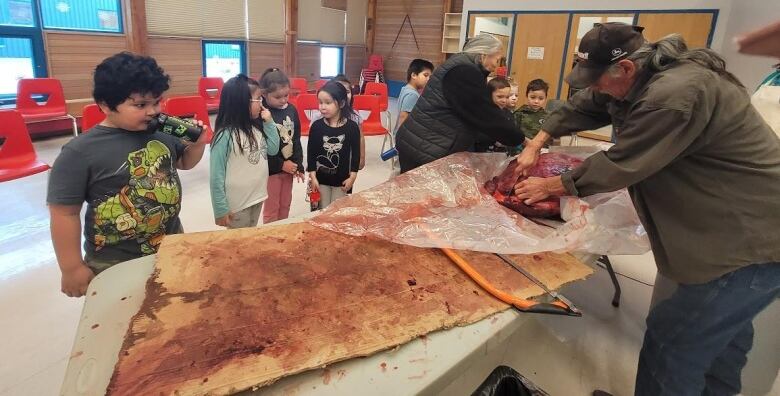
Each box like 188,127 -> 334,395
485,153 -> 583,218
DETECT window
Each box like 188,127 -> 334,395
202,41 -> 246,82
0,0 -> 35,27
0,36 -> 34,97
0,0 -> 45,104
320,46 -> 343,79
39,0 -> 122,32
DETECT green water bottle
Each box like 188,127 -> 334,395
148,113 -> 203,142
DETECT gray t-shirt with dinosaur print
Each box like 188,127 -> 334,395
47,126 -> 186,267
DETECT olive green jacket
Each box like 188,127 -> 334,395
513,105 -> 549,141
543,61 -> 780,284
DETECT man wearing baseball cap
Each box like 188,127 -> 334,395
513,23 -> 780,395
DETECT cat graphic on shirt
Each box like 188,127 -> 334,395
275,115 -> 295,159
316,134 -> 344,175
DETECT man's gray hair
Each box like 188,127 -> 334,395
462,33 -> 503,55
616,34 -> 743,87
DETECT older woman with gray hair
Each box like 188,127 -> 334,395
395,33 -> 524,172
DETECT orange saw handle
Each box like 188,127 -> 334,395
439,247 -> 575,316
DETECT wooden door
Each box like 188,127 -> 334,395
560,14 -> 636,98
509,13 -> 570,101
638,13 -> 714,48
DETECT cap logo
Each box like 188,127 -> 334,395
577,51 -> 589,60
611,48 -> 627,60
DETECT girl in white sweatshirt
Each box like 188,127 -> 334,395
210,74 -> 280,228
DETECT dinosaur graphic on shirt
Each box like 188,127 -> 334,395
92,140 -> 181,255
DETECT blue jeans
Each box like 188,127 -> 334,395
635,262 -> 780,396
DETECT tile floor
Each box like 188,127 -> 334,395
1,102 -> 777,395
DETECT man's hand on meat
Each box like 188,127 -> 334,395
514,175 -> 566,205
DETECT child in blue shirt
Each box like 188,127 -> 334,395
395,58 -> 434,132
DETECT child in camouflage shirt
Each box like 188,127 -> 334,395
509,79 -> 550,156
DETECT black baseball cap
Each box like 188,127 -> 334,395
566,22 -> 646,89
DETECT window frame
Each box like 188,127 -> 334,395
201,40 -> 247,80
319,45 -> 344,79
37,0 -> 124,34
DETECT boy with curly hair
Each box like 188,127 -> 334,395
47,52 -> 209,297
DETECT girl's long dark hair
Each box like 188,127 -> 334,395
320,80 -> 355,123
214,74 -> 260,155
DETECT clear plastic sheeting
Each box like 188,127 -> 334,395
308,150 -> 650,255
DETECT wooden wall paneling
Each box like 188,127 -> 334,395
285,0 -> 298,76
451,0 -> 462,13
560,13 -> 635,99
66,98 -> 94,116
296,43 -> 321,81
373,1 -> 444,81
509,14 -> 569,104
147,37 -> 202,96
345,45 -> 367,83
124,0 -> 148,54
638,13 -> 714,48
45,33 -> 128,102
248,42 -> 286,80
366,0 -> 377,58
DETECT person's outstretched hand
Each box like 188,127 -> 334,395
514,144 -> 541,178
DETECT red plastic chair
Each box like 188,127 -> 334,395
364,82 -> 392,132
162,96 -> 213,142
198,77 -> 224,112
364,82 -> 389,112
290,77 -> 308,99
314,79 -> 328,91
352,95 -> 387,136
16,78 -> 78,137
0,110 -> 50,182
294,93 -> 318,136
80,104 -> 105,132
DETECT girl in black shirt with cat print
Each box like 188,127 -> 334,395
306,81 -> 360,209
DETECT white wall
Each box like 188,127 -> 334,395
461,0 -> 733,52
718,0 -> 780,90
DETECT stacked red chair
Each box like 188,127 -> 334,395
197,77 -> 224,112
293,93 -> 318,136
359,54 -> 385,92
0,110 -> 50,182
162,96 -> 213,143
16,78 -> 78,137
80,104 -> 105,132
